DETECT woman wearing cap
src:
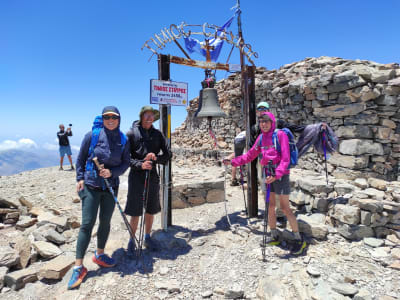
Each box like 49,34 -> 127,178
124,106 -> 172,254
68,106 -> 130,290
224,112 -> 306,256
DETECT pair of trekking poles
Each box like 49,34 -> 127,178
93,157 -> 151,265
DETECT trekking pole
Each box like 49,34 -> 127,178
321,129 -> 329,186
262,160 -> 274,262
137,168 -> 151,263
239,166 -> 247,214
92,158 -> 140,246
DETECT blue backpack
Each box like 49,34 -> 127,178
258,128 -> 299,168
85,115 -> 127,176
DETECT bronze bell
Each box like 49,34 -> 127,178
195,87 -> 226,118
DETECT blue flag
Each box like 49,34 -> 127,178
184,9 -> 239,62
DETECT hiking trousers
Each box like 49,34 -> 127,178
76,185 -> 116,259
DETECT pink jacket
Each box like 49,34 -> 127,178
231,112 -> 290,180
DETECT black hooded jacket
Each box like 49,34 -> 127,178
126,120 -> 171,173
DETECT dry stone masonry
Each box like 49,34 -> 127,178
173,56 -> 400,181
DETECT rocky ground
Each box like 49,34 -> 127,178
0,165 -> 399,300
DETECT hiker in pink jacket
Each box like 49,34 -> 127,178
224,112 -> 306,255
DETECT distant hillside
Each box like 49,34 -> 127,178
0,148 -> 78,175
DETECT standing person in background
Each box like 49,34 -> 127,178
68,106 -> 130,290
125,106 -> 172,255
57,124 -> 74,170
225,131 -> 246,186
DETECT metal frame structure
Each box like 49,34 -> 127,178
152,1 -> 259,231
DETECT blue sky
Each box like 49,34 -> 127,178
0,0 -> 399,152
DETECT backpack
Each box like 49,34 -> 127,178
85,115 -> 127,176
258,128 -> 299,168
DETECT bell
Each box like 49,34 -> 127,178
195,88 -> 226,118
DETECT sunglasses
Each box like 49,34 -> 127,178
257,107 -> 269,111
103,115 -> 119,120
259,119 -> 271,123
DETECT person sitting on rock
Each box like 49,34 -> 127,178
68,106 -> 130,290
224,111 -> 307,255
124,106 -> 172,255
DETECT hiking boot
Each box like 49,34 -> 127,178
276,216 -> 287,228
230,178 -> 239,186
70,165 -> 75,170
92,251 -> 116,267
59,167 -> 63,171
67,266 -> 88,290
127,238 -> 136,257
260,235 -> 280,247
290,238 -> 307,256
144,236 -> 159,251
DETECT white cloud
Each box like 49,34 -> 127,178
0,138 -> 38,151
42,143 -> 59,151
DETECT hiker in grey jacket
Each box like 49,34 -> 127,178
68,106 -> 130,290
125,106 -> 172,254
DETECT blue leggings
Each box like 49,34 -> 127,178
76,185 -> 116,259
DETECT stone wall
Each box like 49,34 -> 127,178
172,56 -> 400,181
288,169 -> 400,241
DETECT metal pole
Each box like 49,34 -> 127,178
246,66 -> 257,217
158,54 -> 172,230
237,0 -> 258,217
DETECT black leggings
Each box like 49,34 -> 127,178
76,185 -> 116,259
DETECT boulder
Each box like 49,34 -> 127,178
314,103 -> 366,118
32,241 -> 62,259
337,224 -> 374,240
367,178 -> 387,191
297,214 -> 328,239
348,198 -> 383,213
0,245 -> 20,268
331,283 -> 359,296
339,139 -> 384,156
364,188 -> 385,200
206,189 -> 224,203
256,276 -> 290,300
334,183 -> 356,195
336,125 -> 372,139
333,204 -> 360,225
44,229 -> 66,245
4,266 -> 38,291
0,266 -> 8,290
297,177 -> 333,194
329,153 -> 369,169
363,237 -> 384,248
18,196 -> 33,210
38,255 -> 75,280
15,237 -> 32,269
354,178 -> 369,189
16,216 -> 37,229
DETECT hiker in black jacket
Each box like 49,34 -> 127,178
125,106 -> 172,254
57,124 -> 74,170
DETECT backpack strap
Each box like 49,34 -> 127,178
272,129 -> 281,152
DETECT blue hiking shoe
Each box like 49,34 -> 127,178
92,251 -> 116,267
67,266 -> 88,290
127,238 -> 136,257
144,236 -> 159,251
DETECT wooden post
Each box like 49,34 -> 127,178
158,54 -> 172,229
